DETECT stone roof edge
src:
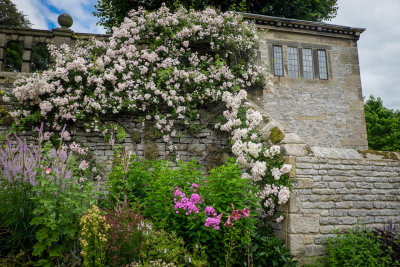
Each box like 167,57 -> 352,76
241,12 -> 365,39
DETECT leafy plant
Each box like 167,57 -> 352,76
105,202 -> 145,266
324,225 -> 392,267
107,156 -> 259,265
372,221 -> 400,266
251,221 -> 295,267
80,205 -> 110,267
0,127 -> 98,265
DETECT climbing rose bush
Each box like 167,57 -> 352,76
8,5 -> 291,219
10,5 -> 266,143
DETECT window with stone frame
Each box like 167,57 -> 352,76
273,45 -> 283,76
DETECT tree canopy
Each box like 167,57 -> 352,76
364,95 -> 400,152
94,0 -> 338,32
0,0 -> 31,28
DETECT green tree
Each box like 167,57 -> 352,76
94,0 -> 338,32
364,95 -> 400,151
0,0 -> 31,28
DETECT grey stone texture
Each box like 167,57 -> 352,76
281,148 -> 400,261
255,18 -> 368,150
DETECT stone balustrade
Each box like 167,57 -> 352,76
0,14 -> 107,73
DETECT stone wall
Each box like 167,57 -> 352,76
251,14 -> 368,150
277,145 -> 400,263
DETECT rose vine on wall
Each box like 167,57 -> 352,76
6,5 -> 292,221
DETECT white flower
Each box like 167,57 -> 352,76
270,145 -> 281,156
280,164 -> 292,174
271,168 -> 282,180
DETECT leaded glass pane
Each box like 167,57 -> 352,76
273,46 -> 283,76
288,47 -> 298,78
302,48 -> 313,79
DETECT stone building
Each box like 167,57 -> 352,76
0,13 -> 399,264
244,13 -> 368,150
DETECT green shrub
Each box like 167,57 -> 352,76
107,156 -> 259,265
251,221 -> 295,267
372,221 -> 400,266
324,225 -> 392,267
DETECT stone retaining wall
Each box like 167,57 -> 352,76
278,146 -> 400,263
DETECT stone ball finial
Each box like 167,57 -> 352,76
58,13 -> 73,28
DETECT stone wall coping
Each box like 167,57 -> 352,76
311,146 -> 363,160
302,146 -> 400,161
0,26 -> 54,37
242,12 -> 365,40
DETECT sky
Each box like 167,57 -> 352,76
12,0 -> 400,110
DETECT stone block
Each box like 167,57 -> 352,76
353,202 -> 373,209
304,245 -> 324,256
329,182 -> 345,188
281,132 -> 305,144
329,210 -> 348,216
304,235 -> 314,244
289,214 -> 320,234
288,234 -> 305,256
282,144 -> 309,156
311,147 -> 362,160
374,183 -> 394,189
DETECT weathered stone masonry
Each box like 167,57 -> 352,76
276,145 -> 400,262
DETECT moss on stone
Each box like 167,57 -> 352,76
143,126 -> 163,140
206,144 -> 229,171
270,127 -> 284,144
305,146 -> 313,154
144,139 -> 159,160
358,150 -> 399,160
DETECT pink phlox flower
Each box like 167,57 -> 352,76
205,213 -> 223,230
174,189 -> 199,215
190,193 -> 201,204
174,189 -> 185,198
204,206 -> 216,216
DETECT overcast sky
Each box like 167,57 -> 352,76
13,0 -> 400,110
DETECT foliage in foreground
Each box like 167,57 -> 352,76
371,221 -> 400,266
364,95 -> 400,151
0,129 -> 98,265
106,153 -> 295,266
323,224 -> 394,267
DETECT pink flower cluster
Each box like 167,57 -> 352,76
205,213 -> 223,230
173,186 -> 203,215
